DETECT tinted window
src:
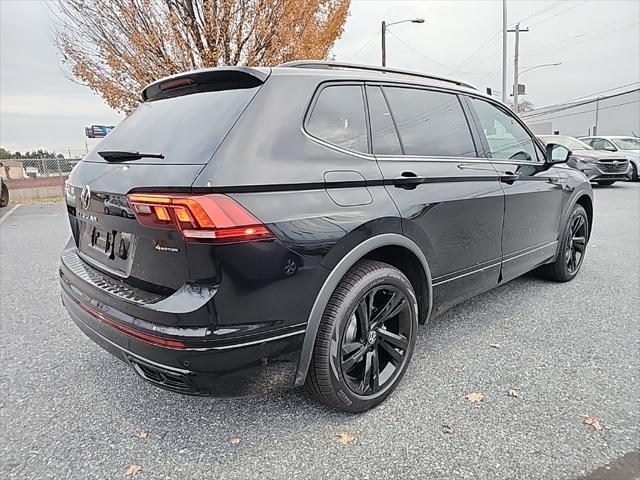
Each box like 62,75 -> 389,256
87,87 -> 260,164
470,97 -> 539,162
366,86 -> 402,155
382,87 -> 476,157
307,85 -> 368,153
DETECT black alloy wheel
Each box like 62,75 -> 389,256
537,204 -> 589,282
565,214 -> 587,275
340,285 -> 412,396
308,260 -> 418,412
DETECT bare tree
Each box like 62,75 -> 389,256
511,99 -> 535,114
52,0 -> 350,113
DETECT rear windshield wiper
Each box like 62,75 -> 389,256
97,150 -> 164,162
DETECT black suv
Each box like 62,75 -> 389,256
60,61 -> 593,412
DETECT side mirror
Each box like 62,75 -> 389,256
604,145 -> 617,152
546,143 -> 571,164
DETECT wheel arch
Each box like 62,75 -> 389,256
293,233 -> 432,386
575,194 -> 593,238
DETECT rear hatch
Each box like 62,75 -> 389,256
65,68 -> 270,295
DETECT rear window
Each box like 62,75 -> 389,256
85,87 -> 260,164
306,85 -> 369,153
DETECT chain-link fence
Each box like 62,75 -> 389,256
1,158 -> 81,202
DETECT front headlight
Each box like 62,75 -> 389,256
571,156 -> 596,166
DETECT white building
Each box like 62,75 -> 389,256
522,88 -> 640,138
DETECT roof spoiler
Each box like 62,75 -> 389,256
141,67 -> 271,102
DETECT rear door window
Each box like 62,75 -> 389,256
86,87 -> 261,165
366,86 -> 403,155
382,86 -> 477,157
306,85 -> 369,153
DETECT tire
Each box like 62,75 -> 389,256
0,183 -> 8,208
596,180 -> 616,186
538,204 -> 589,282
307,260 -> 418,412
631,163 -> 639,182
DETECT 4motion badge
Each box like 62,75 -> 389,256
154,241 -> 179,253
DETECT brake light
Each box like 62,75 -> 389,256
127,193 -> 273,243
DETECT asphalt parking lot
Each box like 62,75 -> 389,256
1,183 -> 639,480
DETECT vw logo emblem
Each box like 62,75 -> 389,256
80,185 -> 91,210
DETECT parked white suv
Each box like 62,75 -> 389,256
579,136 -> 640,181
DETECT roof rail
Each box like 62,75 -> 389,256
279,60 -> 476,90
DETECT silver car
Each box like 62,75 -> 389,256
538,135 -> 631,186
579,136 -> 640,181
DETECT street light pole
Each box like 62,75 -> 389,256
381,18 -> 425,67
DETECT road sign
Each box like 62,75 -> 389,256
84,125 -> 115,138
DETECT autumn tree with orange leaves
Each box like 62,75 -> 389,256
52,0 -> 350,113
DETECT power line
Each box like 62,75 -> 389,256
387,31 -> 490,75
522,86 -> 640,118
521,17 -> 640,57
527,0 -> 589,28
345,30 -> 381,62
516,0 -> 565,24
525,98 -> 639,123
448,0 -> 583,76
448,31 -> 502,75
530,82 -> 640,112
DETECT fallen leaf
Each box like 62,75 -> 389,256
584,416 -> 603,431
466,392 -> 484,403
336,431 -> 354,445
125,464 -> 142,477
441,425 -> 455,434
489,343 -> 501,349
229,436 -> 241,445
508,388 -> 520,398
136,431 -> 149,439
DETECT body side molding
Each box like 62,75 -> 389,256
293,233 -> 432,386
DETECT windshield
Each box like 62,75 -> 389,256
611,138 -> 640,150
539,136 -> 592,150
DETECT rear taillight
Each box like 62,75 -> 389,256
127,193 -> 273,244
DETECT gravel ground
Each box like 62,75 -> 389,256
1,183 -> 639,480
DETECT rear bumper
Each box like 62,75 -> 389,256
61,285 -> 304,397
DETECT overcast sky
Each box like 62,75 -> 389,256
1,0 -> 639,155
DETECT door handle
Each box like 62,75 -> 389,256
393,171 -> 423,190
500,172 -> 519,184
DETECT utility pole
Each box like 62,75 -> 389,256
594,96 -> 601,135
381,21 -> 386,67
507,22 -> 529,112
502,0 -> 507,104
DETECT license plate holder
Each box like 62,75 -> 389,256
79,222 -> 135,274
